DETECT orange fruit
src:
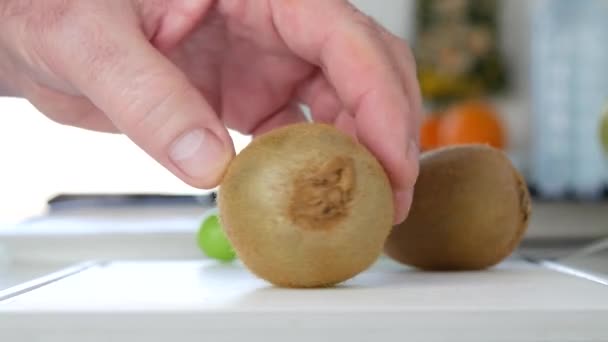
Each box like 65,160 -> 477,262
437,101 -> 505,149
420,114 -> 441,152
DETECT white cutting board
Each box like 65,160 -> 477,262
1,258 -> 607,342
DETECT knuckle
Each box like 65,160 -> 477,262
23,0 -> 72,41
118,76 -> 191,135
399,40 -> 416,66
343,2 -> 385,37
75,30 -> 123,82
0,0 -> 29,18
21,0 -> 121,81
351,10 -> 377,32
398,41 -> 418,73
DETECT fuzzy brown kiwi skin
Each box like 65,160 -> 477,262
384,144 -> 531,271
218,123 -> 394,288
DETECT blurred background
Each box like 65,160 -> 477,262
0,0 -> 607,233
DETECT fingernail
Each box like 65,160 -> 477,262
393,188 -> 413,224
393,140 -> 419,225
170,129 -> 226,184
405,139 -> 420,181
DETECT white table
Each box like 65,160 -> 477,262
1,258 -> 607,342
1,203 -> 607,341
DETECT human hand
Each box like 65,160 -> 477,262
0,0 -> 421,223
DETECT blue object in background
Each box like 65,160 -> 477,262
571,0 -> 608,199
530,0 -> 608,200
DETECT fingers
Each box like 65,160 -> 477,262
296,73 -> 358,139
251,103 -> 306,137
24,84 -> 119,133
50,19 -> 234,188
333,109 -> 357,139
378,28 -> 423,143
376,28 -> 423,224
271,0 -> 420,223
43,105 -> 119,133
296,72 -> 342,125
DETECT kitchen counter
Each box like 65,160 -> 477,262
0,200 -> 607,341
1,258 -> 607,342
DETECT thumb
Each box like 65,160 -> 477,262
58,27 -> 234,189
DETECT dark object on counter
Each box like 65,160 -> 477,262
528,184 -> 608,203
47,193 -> 216,213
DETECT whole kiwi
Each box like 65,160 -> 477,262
384,144 -> 531,270
218,123 -> 394,288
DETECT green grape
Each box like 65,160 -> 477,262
197,214 -> 236,262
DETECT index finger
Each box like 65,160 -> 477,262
271,0 -> 420,223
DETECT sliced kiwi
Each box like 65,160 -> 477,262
384,144 -> 531,271
218,123 -> 394,287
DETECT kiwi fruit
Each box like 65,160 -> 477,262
384,144 -> 531,271
218,123 -> 394,288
